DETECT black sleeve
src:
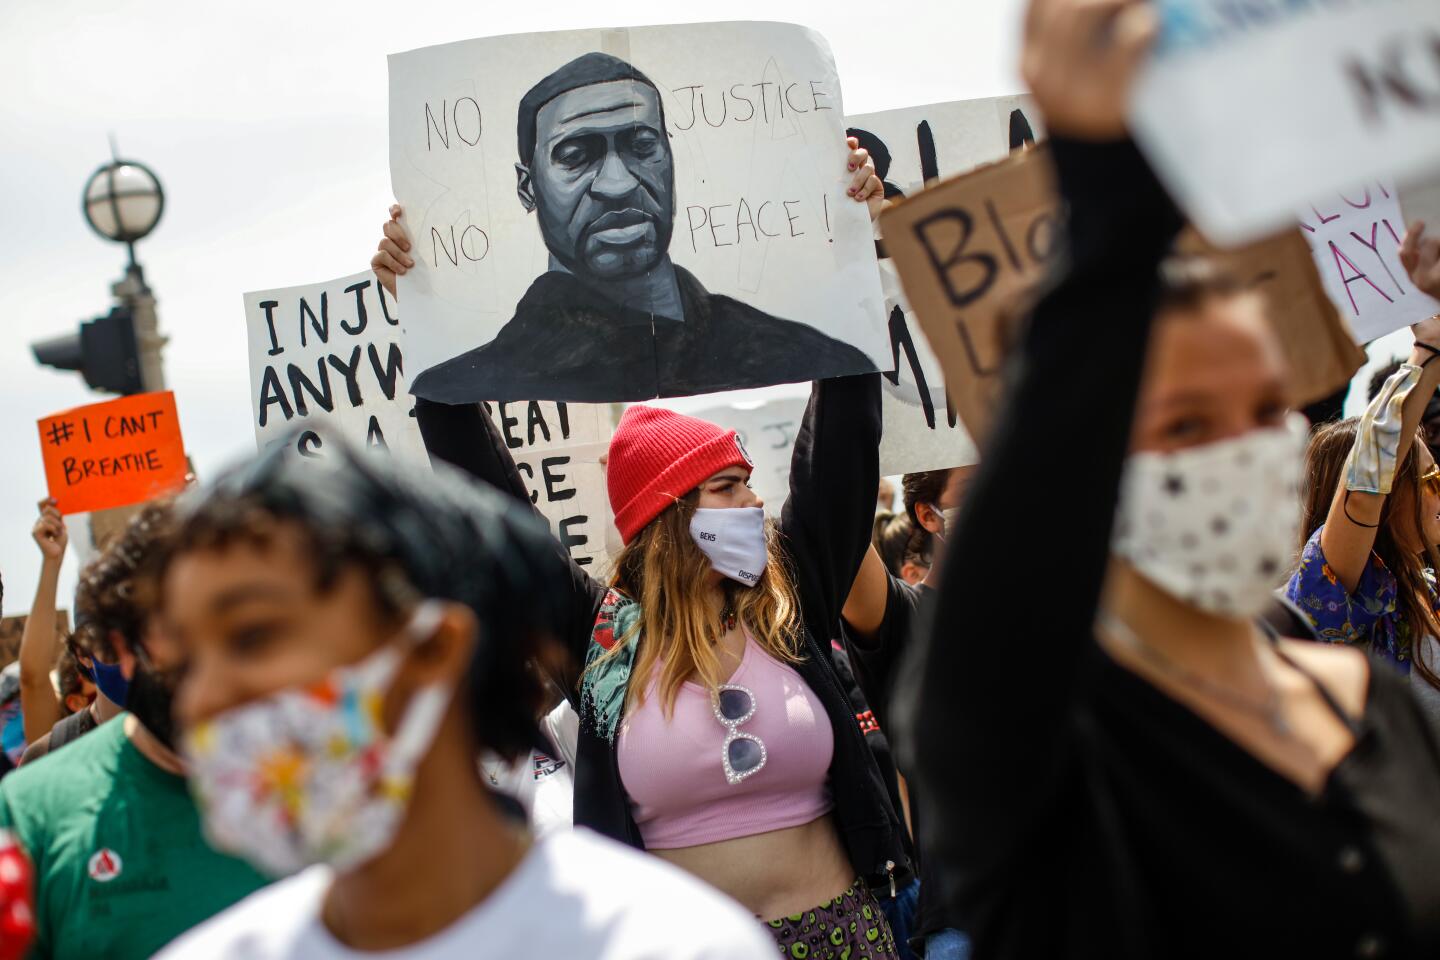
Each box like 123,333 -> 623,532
779,374 -> 883,644
843,576 -> 920,734
894,139 -> 1184,878
415,397 -> 606,699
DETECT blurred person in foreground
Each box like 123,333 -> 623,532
155,436 -> 771,959
896,1 -> 1440,955
0,503 -> 268,959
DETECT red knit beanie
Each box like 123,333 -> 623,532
608,405 -> 753,544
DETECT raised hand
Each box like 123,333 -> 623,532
31,498 -> 66,564
1021,0 -> 1158,140
370,204 -> 414,298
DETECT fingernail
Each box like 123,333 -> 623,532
848,164 -> 856,171
848,188 -> 857,196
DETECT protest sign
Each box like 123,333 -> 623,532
1296,183 -> 1440,343
879,147 -> 1061,446
850,96 -> 1040,472
243,271 -> 425,463
688,396 -> 808,515
37,392 -> 188,515
1177,228 -> 1367,405
886,149 -> 1358,444
484,400 -> 614,569
1130,0 -> 1440,244
388,22 -> 888,405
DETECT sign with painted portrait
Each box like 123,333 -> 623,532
388,21 -> 888,405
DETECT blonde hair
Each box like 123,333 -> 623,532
589,493 -> 802,717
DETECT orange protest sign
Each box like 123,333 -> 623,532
36,391 -> 188,515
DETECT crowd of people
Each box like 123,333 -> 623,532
3,0 -> 1440,956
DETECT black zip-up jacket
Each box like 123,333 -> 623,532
416,374 -> 910,889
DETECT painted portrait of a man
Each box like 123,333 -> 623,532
409,52 -> 876,403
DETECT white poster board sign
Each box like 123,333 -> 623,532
1301,182 -> 1440,343
243,271 -> 426,463
849,96 -> 1038,473
484,401 -> 614,570
688,396 -> 808,516
387,21 -> 887,405
1131,0 -> 1440,244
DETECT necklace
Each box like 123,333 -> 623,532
719,597 -> 737,634
1099,614 -> 1293,740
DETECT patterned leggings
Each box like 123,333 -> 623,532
765,881 -> 900,959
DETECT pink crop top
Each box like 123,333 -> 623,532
616,636 -> 835,850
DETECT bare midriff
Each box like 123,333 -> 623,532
651,813 -> 856,921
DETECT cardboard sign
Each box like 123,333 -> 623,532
850,96 -> 1041,472
879,147 -> 1062,445
1130,0 -> 1440,244
243,271 -> 426,463
388,22 -> 888,404
887,149 -> 1364,444
37,392 -> 188,515
1296,183 -> 1440,343
483,400 -> 614,569
1177,228 -> 1367,405
688,396 -> 809,515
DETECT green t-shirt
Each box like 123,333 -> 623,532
0,714 -> 269,960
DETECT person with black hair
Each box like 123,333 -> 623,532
0,501 -> 269,960
898,1 -> 1440,955
153,434 -> 771,959
871,512 -> 930,587
390,51 -> 883,404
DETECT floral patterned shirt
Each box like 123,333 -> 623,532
1286,525 -> 1420,673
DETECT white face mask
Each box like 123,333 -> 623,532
181,602 -> 453,877
690,507 -> 769,587
1112,415 -> 1306,619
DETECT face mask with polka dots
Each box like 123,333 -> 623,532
1111,414 -> 1307,619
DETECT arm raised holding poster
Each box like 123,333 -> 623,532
387,23 -> 888,405
1402,221 -> 1440,299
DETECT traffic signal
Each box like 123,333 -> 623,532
31,306 -> 143,395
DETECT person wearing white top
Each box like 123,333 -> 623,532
158,829 -> 771,959
146,438 -> 770,958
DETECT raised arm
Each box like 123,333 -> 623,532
1319,324 -> 1440,591
841,545 -> 891,646
897,0 -> 1174,876
19,500 -> 66,743
779,374 -> 882,644
414,396 -> 605,698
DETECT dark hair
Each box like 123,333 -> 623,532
1298,418 -> 1440,691
73,501 -> 175,661
1368,359 -> 1406,402
517,52 -> 665,167
902,470 -> 952,528
154,433 -> 572,762
56,645 -> 89,716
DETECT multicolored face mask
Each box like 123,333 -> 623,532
182,602 -> 452,878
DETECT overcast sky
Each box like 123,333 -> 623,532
0,0 -> 1035,610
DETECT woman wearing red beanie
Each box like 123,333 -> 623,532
392,139 -> 907,958
417,377 -> 905,959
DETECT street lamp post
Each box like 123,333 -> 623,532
80,158 -> 167,392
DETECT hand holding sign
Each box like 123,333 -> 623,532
1021,0 -> 1157,139
1401,222 -> 1440,300
36,392 -> 188,515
